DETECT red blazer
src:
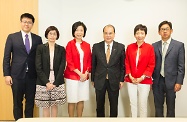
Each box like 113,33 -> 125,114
125,42 -> 155,84
64,39 -> 91,80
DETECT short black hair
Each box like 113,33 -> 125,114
158,20 -> 172,31
45,26 -> 60,40
103,24 -> 115,33
20,13 -> 35,23
72,21 -> 87,37
134,24 -> 147,35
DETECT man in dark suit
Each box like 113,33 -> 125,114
91,24 -> 125,117
152,21 -> 185,117
3,13 -> 42,120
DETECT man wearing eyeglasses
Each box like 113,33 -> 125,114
152,21 -> 185,117
3,13 -> 42,120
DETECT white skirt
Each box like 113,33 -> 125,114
66,78 -> 89,103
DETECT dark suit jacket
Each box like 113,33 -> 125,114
3,31 -> 42,79
91,41 -> 125,91
35,43 -> 66,86
152,39 -> 185,89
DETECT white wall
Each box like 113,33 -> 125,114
38,0 -> 187,117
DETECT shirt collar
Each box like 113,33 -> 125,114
45,42 -> 58,47
162,37 -> 171,45
21,30 -> 31,38
105,41 -> 113,48
136,41 -> 145,48
73,38 -> 83,44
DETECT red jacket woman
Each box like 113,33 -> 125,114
64,39 -> 91,80
64,21 -> 91,117
125,42 -> 155,84
125,24 -> 155,117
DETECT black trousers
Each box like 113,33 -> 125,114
11,73 -> 36,120
95,79 -> 119,117
153,75 -> 176,117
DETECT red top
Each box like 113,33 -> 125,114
125,42 -> 155,84
64,39 -> 91,80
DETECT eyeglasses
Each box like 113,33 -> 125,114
22,21 -> 33,25
160,28 -> 170,32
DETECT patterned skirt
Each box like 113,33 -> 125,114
35,84 -> 66,108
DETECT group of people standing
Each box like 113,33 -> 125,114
3,13 -> 185,120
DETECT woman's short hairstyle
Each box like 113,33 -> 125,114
72,21 -> 87,37
134,24 -> 147,35
45,26 -> 60,40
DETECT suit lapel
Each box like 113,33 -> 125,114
99,41 -> 107,65
44,43 -> 50,65
108,41 -> 117,65
29,33 -> 36,53
165,39 -> 174,57
17,31 -> 27,53
158,40 -> 162,56
53,44 -> 58,68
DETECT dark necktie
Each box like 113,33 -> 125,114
25,34 -> 30,54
